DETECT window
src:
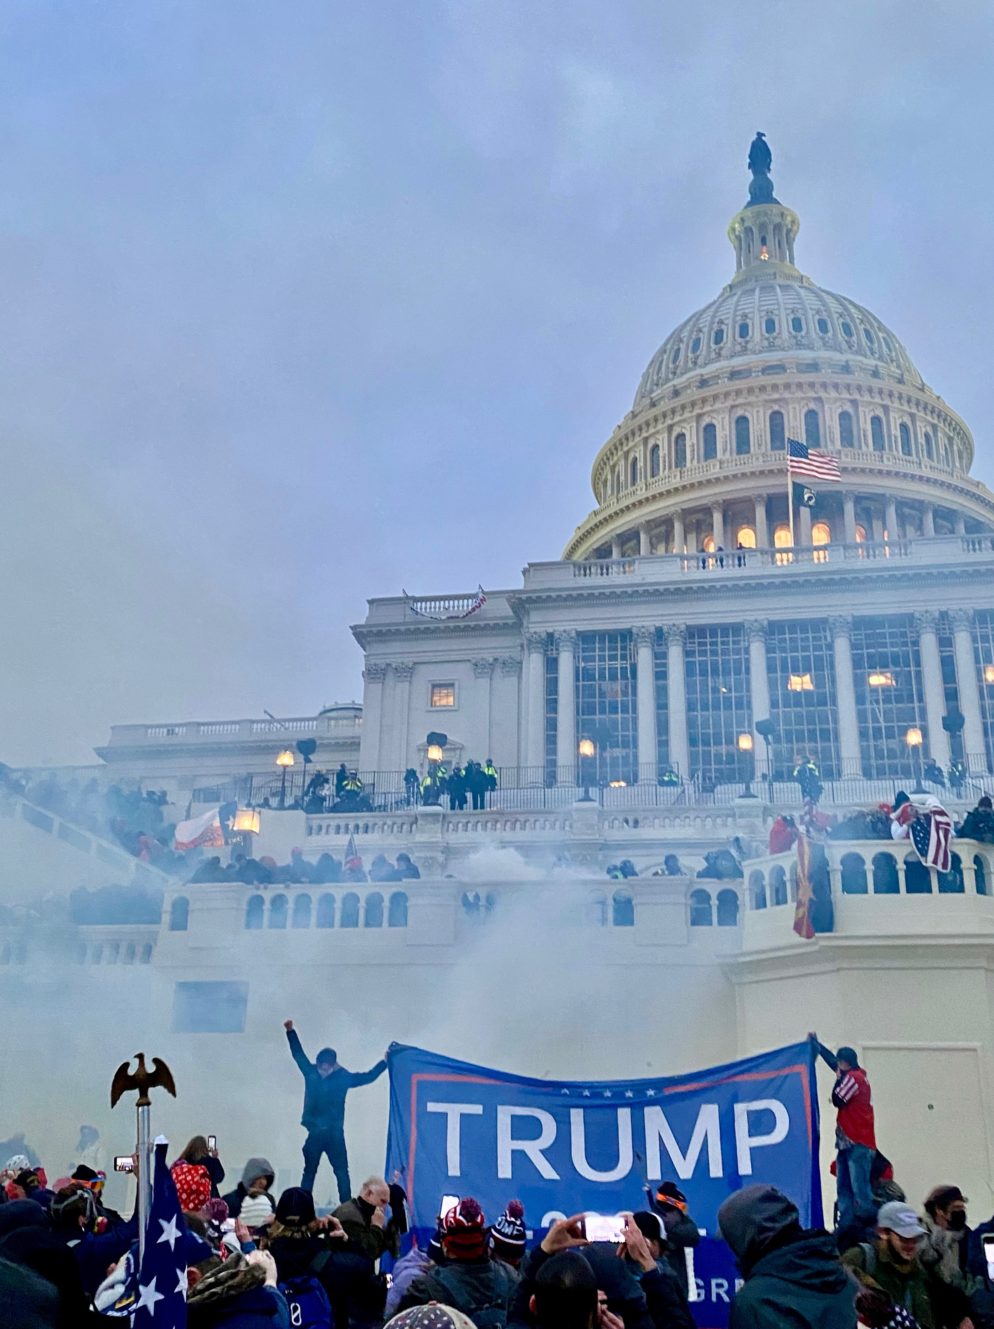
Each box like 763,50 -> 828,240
365,892 -> 384,927
855,524 -> 867,543
816,317 -> 830,335
341,893 -> 360,928
716,889 -> 739,926
388,891 -> 409,927
736,525 -> 756,548
649,443 -> 660,478
764,316 -> 777,335
269,894 -> 288,929
612,891 -> 634,926
790,315 -> 804,333
630,456 -> 639,486
804,409 -> 821,447
430,683 -> 456,709
173,981 -> 248,1034
614,466 -> 620,493
292,894 -> 312,928
689,889 -> 713,926
670,345 -> 681,365
871,415 -> 885,451
690,335 -> 702,354
852,616 -> 928,778
841,320 -> 854,338
769,410 -> 786,451
737,321 -> 750,340
245,895 -> 264,929
674,433 -> 687,468
899,422 -> 912,456
734,415 -> 751,455
863,327 -> 876,347
684,624 -> 751,780
702,423 -> 717,461
316,893 -> 335,928
812,520 -> 831,563
924,430 -> 934,461
713,327 -> 725,346
839,410 -> 855,447
575,631 -> 638,785
766,620 -> 839,777
774,524 -> 793,565
168,896 -> 189,932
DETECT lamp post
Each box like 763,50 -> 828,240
422,742 -> 444,807
578,737 -> 596,803
905,726 -> 925,792
276,749 -> 295,809
737,732 -> 756,798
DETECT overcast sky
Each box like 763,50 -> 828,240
2,1 -> 993,765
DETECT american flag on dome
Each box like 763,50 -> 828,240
910,803 -> 953,874
344,832 -> 363,872
787,438 -> 841,481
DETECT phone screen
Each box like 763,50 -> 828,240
114,1156 -> 134,1173
583,1213 -> 627,1244
983,1234 -> 994,1276
207,1135 -> 217,1152
440,1194 -> 459,1217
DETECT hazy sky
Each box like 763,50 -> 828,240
2,1 -> 993,765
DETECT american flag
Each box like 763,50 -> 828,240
793,834 -> 815,940
344,832 -> 363,872
910,805 -> 953,874
134,1140 -> 191,1329
787,438 -> 841,481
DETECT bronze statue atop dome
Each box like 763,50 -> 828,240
747,131 -> 778,205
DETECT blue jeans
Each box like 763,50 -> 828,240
836,1143 -> 875,1231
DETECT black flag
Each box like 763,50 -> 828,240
792,481 -> 816,507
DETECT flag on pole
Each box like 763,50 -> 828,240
174,807 -> 224,852
134,1140 -> 191,1328
792,481 -> 816,508
787,438 -> 841,481
344,833 -> 362,872
793,834 -> 816,940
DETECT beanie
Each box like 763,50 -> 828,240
171,1161 -> 211,1214
491,1200 -> 526,1252
205,1197 -> 230,1226
275,1187 -> 316,1226
316,1048 -> 337,1066
443,1197 -> 487,1260
239,1193 -> 276,1230
385,1307 -> 477,1329
655,1181 -> 687,1210
72,1165 -> 100,1184
836,1046 -> 860,1069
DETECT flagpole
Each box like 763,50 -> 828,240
787,462 -> 795,557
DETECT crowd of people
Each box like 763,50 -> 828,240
188,849 -> 421,886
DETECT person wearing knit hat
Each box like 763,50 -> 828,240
238,1191 -> 277,1232
274,1186 -> 316,1226
386,1307 -> 477,1329
647,1181 -> 701,1297
491,1199 -> 527,1270
398,1198 -> 518,1323
171,1161 -> 212,1216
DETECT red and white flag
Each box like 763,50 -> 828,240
175,806 -> 224,852
793,834 -> 816,940
910,802 -> 953,874
344,832 -> 362,872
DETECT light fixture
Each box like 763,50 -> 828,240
233,809 -> 261,834
905,727 -> 923,749
737,733 -> 754,752
608,780 -> 627,788
276,749 -> 295,809
985,664 -> 994,685
276,749 -> 295,767
427,743 -> 444,763
787,673 -> 814,692
578,738 -> 596,758
868,670 -> 896,687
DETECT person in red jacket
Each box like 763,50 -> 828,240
809,1033 -> 876,1234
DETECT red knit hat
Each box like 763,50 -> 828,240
171,1161 -> 211,1213
442,1197 -> 487,1260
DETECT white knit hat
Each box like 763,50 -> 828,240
239,1193 -> 275,1230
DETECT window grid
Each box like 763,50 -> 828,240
653,631 -> 670,773
769,410 -> 785,451
851,616 -> 928,778
766,621 -> 840,778
973,611 -> 994,769
702,424 -> 717,461
575,632 -> 638,784
735,415 -> 751,455
839,411 -> 855,447
430,683 -> 456,708
684,625 -> 751,778
544,641 -> 558,784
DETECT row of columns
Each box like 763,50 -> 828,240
523,609 -> 989,779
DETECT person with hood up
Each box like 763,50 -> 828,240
920,1187 -> 975,1294
398,1197 -> 518,1326
718,1183 -> 857,1328
223,1158 -> 276,1223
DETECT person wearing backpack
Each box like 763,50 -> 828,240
398,1197 -> 517,1328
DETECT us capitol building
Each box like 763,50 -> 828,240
5,141 -> 994,1214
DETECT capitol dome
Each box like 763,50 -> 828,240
563,140 -> 992,562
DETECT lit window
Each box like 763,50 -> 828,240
868,671 -> 896,687
774,524 -> 793,565
984,664 -> 994,685
855,524 -> 867,543
787,673 -> 815,692
702,535 -> 716,554
812,520 -> 831,563
736,525 -> 756,549
430,683 -> 456,708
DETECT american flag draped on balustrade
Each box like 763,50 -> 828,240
787,438 -> 841,481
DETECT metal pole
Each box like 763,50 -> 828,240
136,1102 -> 152,1263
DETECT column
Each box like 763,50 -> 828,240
634,627 -> 658,782
951,609 -> 987,770
611,535 -> 622,559
915,612 -> 951,769
745,621 -> 770,781
638,524 -> 651,556
524,632 -> 547,778
954,512 -> 966,536
711,502 -> 726,550
885,497 -> 898,540
843,491 -> 857,544
391,662 -> 414,772
922,504 -> 935,537
555,630 -> 577,783
499,654 -> 523,771
753,495 -> 769,549
361,662 -> 386,772
799,502 -> 812,547
472,657 -> 496,761
672,512 -> 685,553
829,616 -> 862,776
665,624 -> 690,778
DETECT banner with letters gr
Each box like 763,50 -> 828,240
385,1040 -> 821,1321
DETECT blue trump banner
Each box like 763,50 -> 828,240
385,1041 -> 821,1328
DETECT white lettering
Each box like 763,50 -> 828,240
497,1106 -> 560,1180
569,1108 -> 633,1183
643,1103 -> 723,1180
734,1099 -> 790,1175
710,1279 -> 730,1303
425,1102 -> 483,1176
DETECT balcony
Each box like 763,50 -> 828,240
99,709 -> 363,753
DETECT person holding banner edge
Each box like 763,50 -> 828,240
809,1033 -> 877,1236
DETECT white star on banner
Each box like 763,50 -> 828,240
157,1215 -> 180,1251
624,1090 -> 635,1099
175,1267 -> 188,1299
561,1089 -> 570,1096
581,1089 -> 591,1097
603,1090 -> 613,1098
136,1277 -> 164,1315
646,1089 -> 657,1097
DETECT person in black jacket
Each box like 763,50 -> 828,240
284,1020 -> 387,1200
647,1182 -> 700,1296
399,1196 -> 518,1326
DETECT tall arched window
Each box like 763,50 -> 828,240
269,894 -> 288,928
736,525 -> 756,548
924,430 -> 934,461
245,895 -> 265,930
689,889 -> 713,926
871,415 -> 885,451
316,893 -> 336,928
292,894 -> 312,928
769,410 -> 785,451
838,410 -> 855,447
812,520 -> 831,563
612,891 -> 634,926
365,892 -> 384,927
630,456 -> 639,486
804,409 -> 821,447
734,415 -> 751,455
649,444 -> 660,478
674,433 -> 687,468
899,422 -> 912,456
773,524 -> 793,565
169,896 -> 189,931
614,466 -> 620,493
341,893 -> 360,928
716,889 -> 739,927
702,423 -> 717,461
388,891 -> 409,927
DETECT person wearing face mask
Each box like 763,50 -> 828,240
843,1202 -> 974,1329
920,1189 -> 976,1294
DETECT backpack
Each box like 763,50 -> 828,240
431,1263 -> 513,1329
279,1252 -> 333,1329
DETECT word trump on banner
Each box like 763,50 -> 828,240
385,1041 -> 821,1235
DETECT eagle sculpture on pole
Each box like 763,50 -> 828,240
110,1052 -> 177,1108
